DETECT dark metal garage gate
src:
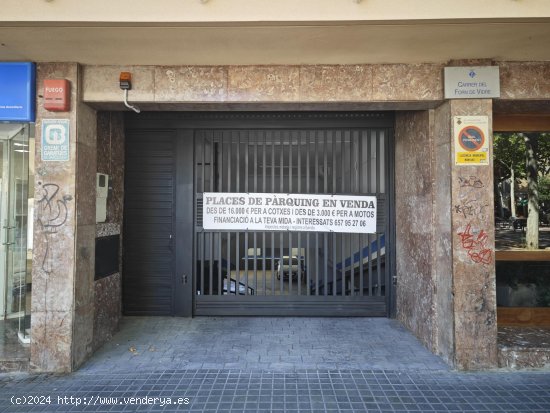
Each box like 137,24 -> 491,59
123,112 -> 395,317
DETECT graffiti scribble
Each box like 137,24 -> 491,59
457,223 -> 493,265
36,182 -> 72,274
458,176 -> 484,188
454,199 -> 489,219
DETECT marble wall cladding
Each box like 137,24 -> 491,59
96,112 -> 125,224
500,62 -> 550,100
32,63 -> 98,373
96,223 -> 121,237
372,64 -> 444,101
449,99 -> 498,370
73,224 -> 96,368
76,100 -> 98,147
82,65 -> 155,102
299,65 -> 373,101
395,111 -> 436,353
108,113 -> 125,224
448,59 -> 494,67
154,66 -> 227,101
396,100 -> 498,370
72,303 -> 95,369
499,348 -> 550,369
72,77 -> 98,371
76,141 -> 97,226
75,225 -> 96,309
81,62 -> 550,108
228,66 -> 300,101
93,273 -> 121,352
32,63 -> 79,317
31,225 -> 76,314
83,64 -> 449,105
93,112 -> 124,352
30,311 -> 72,373
433,102 -> 455,366
96,112 -> 110,173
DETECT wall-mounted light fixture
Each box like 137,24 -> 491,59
119,72 -> 140,113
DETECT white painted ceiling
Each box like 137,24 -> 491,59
1,20 -> 550,65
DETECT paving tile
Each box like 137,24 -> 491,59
2,318 -> 550,412
77,317 -> 450,374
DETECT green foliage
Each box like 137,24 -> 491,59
540,175 -> 550,203
493,133 -> 526,181
493,132 -> 550,180
537,133 -> 550,175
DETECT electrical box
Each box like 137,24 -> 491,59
43,79 -> 70,111
96,173 -> 109,223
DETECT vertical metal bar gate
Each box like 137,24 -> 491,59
194,125 -> 392,316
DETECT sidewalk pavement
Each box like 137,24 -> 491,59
1,317 -> 549,412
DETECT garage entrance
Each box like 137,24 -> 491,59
123,112 -> 395,317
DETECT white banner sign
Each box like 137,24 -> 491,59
203,193 -> 377,233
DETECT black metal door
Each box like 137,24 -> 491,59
194,125 -> 393,316
123,130 -> 177,315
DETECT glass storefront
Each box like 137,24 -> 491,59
0,123 -> 33,343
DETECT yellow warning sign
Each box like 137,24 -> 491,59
456,152 -> 488,164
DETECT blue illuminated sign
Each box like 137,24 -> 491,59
0,62 -> 36,122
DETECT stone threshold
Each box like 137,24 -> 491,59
0,358 -> 29,373
0,319 -> 31,374
498,326 -> 550,370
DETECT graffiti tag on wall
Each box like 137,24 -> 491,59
458,175 -> 484,188
457,223 -> 493,265
455,175 -> 493,265
454,199 -> 490,219
36,182 -> 72,274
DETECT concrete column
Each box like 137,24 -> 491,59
31,63 -> 97,372
438,99 -> 498,370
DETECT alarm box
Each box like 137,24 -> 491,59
43,79 -> 70,111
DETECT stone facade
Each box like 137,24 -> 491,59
31,63 -> 97,372
93,272 -> 121,352
395,111 -> 437,353
449,99 -> 498,370
82,64 -> 445,108
28,61 -> 550,372
432,103 -> 455,366
395,100 -> 497,369
93,112 -> 124,352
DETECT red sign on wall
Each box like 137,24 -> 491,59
43,79 -> 70,111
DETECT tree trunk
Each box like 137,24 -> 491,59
510,168 -> 516,218
524,133 -> 539,249
497,183 -> 505,218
